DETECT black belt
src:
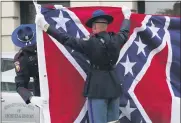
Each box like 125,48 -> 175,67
91,64 -> 116,71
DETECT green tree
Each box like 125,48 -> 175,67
156,1 -> 180,16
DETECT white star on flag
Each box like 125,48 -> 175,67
135,36 -> 147,56
120,55 -> 136,76
76,31 -> 80,38
52,10 -> 70,32
71,50 -> 74,53
119,100 -> 136,120
148,21 -> 161,39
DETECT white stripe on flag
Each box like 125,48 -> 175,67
171,97 -> 180,123
119,15 -> 152,123
49,34 -> 88,122
54,6 -> 90,122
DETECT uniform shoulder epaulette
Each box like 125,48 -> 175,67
109,32 -> 115,35
14,49 -> 23,61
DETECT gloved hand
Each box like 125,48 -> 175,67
35,13 -> 49,31
30,96 -> 47,108
122,6 -> 131,20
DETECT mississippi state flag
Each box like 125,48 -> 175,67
35,4 -> 180,123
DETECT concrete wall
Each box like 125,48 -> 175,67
1,1 -> 20,52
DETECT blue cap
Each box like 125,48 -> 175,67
86,9 -> 113,28
11,24 -> 36,48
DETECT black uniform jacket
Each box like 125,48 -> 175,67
47,19 -> 130,99
14,45 -> 40,104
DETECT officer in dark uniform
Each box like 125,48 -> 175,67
36,6 -> 131,123
12,24 -> 44,107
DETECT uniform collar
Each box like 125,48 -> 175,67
93,31 -> 107,37
22,45 -> 37,54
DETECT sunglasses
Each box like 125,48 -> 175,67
93,21 -> 108,24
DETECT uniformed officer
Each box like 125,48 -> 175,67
12,24 -> 44,108
35,6 -> 131,123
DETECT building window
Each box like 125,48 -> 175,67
1,58 -> 14,72
20,1 -> 70,24
138,1 -> 180,16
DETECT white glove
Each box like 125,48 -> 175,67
30,96 -> 47,108
35,13 -> 48,30
122,6 -> 131,20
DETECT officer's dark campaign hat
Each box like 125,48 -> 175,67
86,9 -> 113,28
11,24 -> 36,48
